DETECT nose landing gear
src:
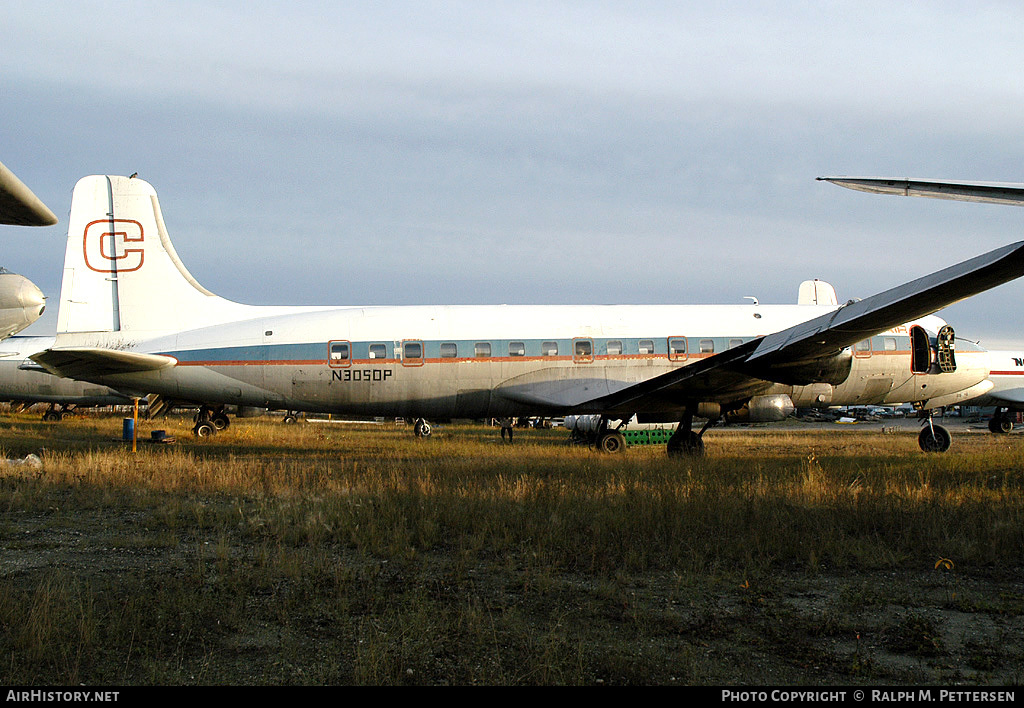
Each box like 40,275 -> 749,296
918,412 -> 951,453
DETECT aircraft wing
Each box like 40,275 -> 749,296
30,347 -> 176,379
818,177 -> 1024,206
587,240 -> 1024,416
989,388 -> 1024,405
0,160 -> 58,226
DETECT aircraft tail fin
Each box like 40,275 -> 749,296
56,175 -> 261,339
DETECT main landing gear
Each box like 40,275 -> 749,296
582,408 -> 718,457
988,407 -> 1015,434
413,418 -> 432,438
569,416 -> 627,453
192,405 -> 231,437
41,403 -> 72,422
666,405 -> 719,458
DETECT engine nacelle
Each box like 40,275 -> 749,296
725,394 -> 796,423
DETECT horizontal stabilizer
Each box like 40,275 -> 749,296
30,347 -> 176,379
749,240 -> 1024,364
818,177 -> 1024,206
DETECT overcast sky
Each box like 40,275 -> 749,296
4,1 -> 1024,347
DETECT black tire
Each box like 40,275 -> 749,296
212,413 -> 230,430
597,431 -> 626,453
667,431 -> 704,458
193,421 -> 216,437
42,411 -> 62,422
919,425 -> 951,453
414,419 -> 432,438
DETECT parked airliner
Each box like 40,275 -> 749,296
0,160 -> 51,338
27,175 -> 1024,455
0,335 -> 130,419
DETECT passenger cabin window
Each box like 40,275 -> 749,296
509,341 -> 525,357
668,338 -> 687,361
639,340 -> 654,355
440,342 -> 458,358
475,342 -> 491,358
699,339 -> 714,354
606,340 -> 622,356
854,338 -> 872,357
883,337 -> 897,352
729,338 -> 743,350
402,340 -> 424,367
368,343 -> 387,359
542,341 -> 558,356
329,341 -> 350,367
574,338 -> 593,363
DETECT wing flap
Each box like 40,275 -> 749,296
30,348 -> 177,379
581,339 -> 768,415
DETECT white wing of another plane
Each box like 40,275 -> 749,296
818,177 -> 1024,206
0,160 -> 58,226
0,160 -> 51,339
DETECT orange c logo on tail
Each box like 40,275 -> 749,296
83,219 -> 145,273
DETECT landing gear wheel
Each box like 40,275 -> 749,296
667,431 -> 705,458
193,421 -> 216,437
919,425 -> 951,453
596,430 -> 626,453
42,410 -> 63,422
989,416 -> 1013,434
282,413 -> 299,424
413,419 -> 432,438
211,412 -> 230,430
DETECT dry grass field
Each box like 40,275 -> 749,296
1,410 -> 1022,685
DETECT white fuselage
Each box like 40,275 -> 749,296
60,304 -> 989,419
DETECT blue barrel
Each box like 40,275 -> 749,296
122,418 -> 135,441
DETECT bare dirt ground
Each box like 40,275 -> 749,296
1,415 -> 1023,685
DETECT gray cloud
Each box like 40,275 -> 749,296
4,1 -> 1024,347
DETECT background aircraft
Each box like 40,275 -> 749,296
0,335 -> 130,419
27,175 -> 1024,455
0,160 -> 52,339
961,350 -> 1024,434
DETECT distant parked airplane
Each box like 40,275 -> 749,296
0,335 -> 130,419
0,160 -> 53,339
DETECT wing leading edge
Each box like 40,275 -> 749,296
817,177 -> 1024,206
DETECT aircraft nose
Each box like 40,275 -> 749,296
18,279 -> 46,316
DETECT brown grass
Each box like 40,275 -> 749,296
1,412 -> 1022,684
